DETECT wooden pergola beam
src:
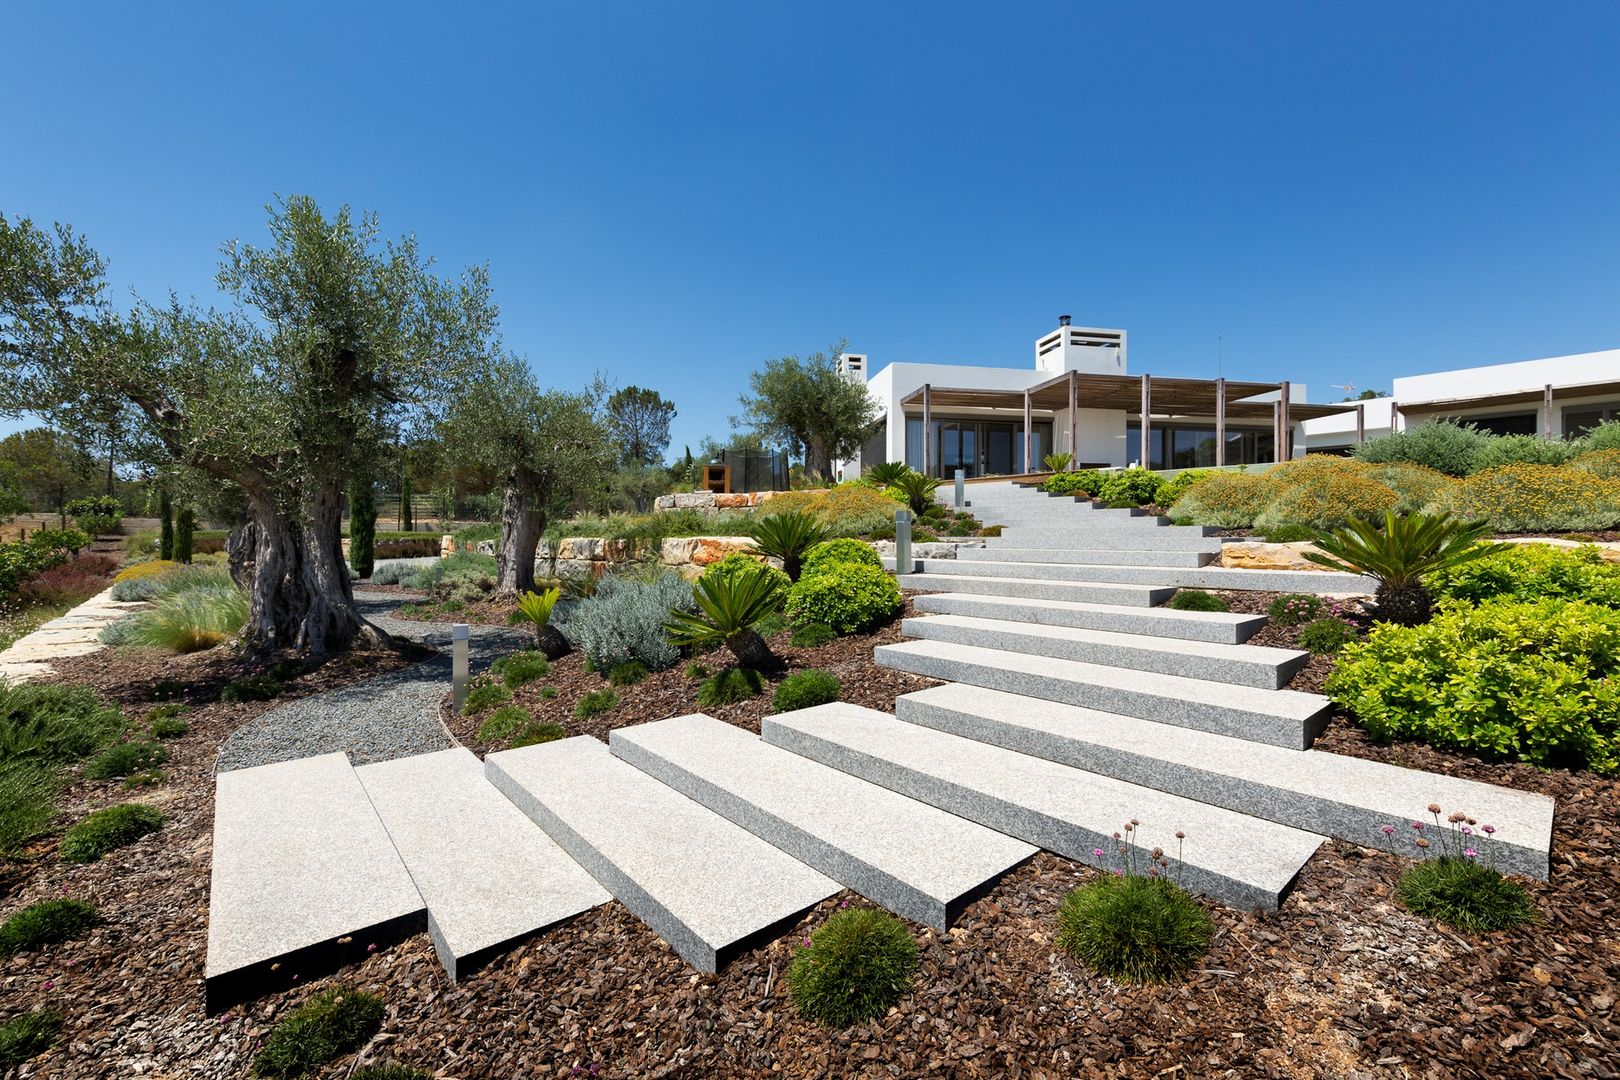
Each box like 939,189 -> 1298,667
1279,381 -> 1292,460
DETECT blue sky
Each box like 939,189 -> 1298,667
4,2 -> 1618,460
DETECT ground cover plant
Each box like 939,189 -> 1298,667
1297,616 -> 1359,654
772,669 -> 840,712
787,906 -> 918,1027
1427,542 -> 1620,608
0,1010 -> 62,1069
1380,807 -> 1536,934
490,650 -> 551,688
252,986 -> 385,1077
0,898 -> 100,955
60,802 -> 164,862
1166,589 -> 1227,612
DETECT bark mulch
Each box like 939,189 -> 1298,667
4,605 -> 1618,1077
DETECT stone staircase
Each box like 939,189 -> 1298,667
204,480 -> 1555,1011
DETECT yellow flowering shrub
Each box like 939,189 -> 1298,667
1166,472 -> 1273,528
114,560 -> 176,582
1362,462 -> 1458,514
756,486 -> 901,537
1574,449 -> 1620,481
1255,470 -> 1398,531
1453,465 -> 1620,532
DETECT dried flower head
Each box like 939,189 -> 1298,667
1415,837 -> 1430,849
1175,831 -> 1186,840
1152,847 -> 1164,859
1428,803 -> 1442,815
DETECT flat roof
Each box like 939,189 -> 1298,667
1398,377 -> 1620,414
898,372 -> 1357,421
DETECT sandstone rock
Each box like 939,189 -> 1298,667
714,493 -> 755,509
673,492 -> 717,510
661,538 -> 699,565
690,536 -> 759,566
1216,541 -> 1322,571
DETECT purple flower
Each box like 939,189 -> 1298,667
1411,821 -> 1425,831
42,980 -> 54,991
367,942 -> 377,952
1482,824 -> 1496,835
803,937 -> 812,946
1093,847 -> 1105,858
1381,825 -> 1395,836
1460,825 -> 1473,835
1464,848 -> 1478,859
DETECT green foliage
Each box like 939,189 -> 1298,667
1157,470 -> 1213,508
1327,598 -> 1620,774
1574,448 -> 1620,481
890,470 -> 941,515
84,739 -> 168,780
490,650 -> 551,688
737,345 -> 883,479
1042,451 -> 1073,473
666,561 -> 782,668
1260,524 -> 1319,543
462,680 -> 513,715
1267,593 -> 1325,626
1298,617 -> 1359,655
0,762 -> 60,853
1166,471 -> 1272,528
787,907 -> 917,1027
1254,460 -> 1397,532
149,715 -> 189,739
802,539 -> 882,578
608,659 -> 649,686
1581,420 -> 1620,452
0,899 -> 99,955
221,675 -> 284,703
477,705 -> 531,742
702,553 -> 791,611
605,385 -> 677,468
60,802 -> 163,862
1040,469 -> 1104,497
118,582 -> 249,651
252,987 -> 386,1078
1427,542 -> 1620,609
348,478 -> 377,579
573,689 -> 619,720
1306,512 -> 1500,625
515,587 -> 562,629
1473,433 -> 1581,471
1354,419 -> 1493,477
785,563 -> 902,635
350,1066 -> 434,1080
0,529 -> 89,598
509,721 -> 567,748
1055,875 -> 1213,983
752,610 -> 790,636
772,669 -> 840,712
1166,590 -> 1228,612
65,495 -> 124,536
865,462 -> 911,486
1450,464 -> 1620,532
174,506 -> 195,564
560,572 -> 693,672
0,1010 -> 63,1069
0,682 -> 124,765
697,667 -> 763,707
748,510 -> 831,581
1398,858 -> 1535,933
1097,468 -> 1164,507
1363,462 -> 1460,513
122,769 -> 167,789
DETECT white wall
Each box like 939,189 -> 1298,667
1301,398 -> 1397,451
1392,348 -> 1620,404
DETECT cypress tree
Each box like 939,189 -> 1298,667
349,477 -> 377,580
175,506 -> 194,564
399,472 -> 413,532
158,489 -> 174,561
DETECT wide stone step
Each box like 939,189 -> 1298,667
921,558 -> 1221,583
918,559 -> 1373,595
912,592 -> 1265,644
898,573 -> 1175,607
762,703 -> 1323,911
355,748 -> 609,980
485,736 -> 837,973
995,524 -> 1223,544
902,614 -> 1307,689
980,508 -> 1171,526
874,639 -> 1332,749
206,753 -> 426,1013
957,545 -> 1214,567
608,714 -> 1035,929
895,684 -> 1556,880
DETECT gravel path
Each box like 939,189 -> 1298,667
213,590 -> 531,773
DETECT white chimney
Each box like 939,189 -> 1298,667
1035,320 -> 1126,376
837,352 -> 868,382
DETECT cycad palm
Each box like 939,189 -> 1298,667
748,510 -> 830,581
665,562 -> 781,669
1304,511 -> 1502,625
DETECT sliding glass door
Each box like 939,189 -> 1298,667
903,417 -> 1052,477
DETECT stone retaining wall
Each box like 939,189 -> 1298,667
652,489 -> 830,513
469,534 -> 985,580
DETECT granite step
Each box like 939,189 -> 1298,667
608,714 -> 1035,929
895,683 -> 1556,880
354,748 -> 610,980
485,736 -> 837,973
916,559 -> 1373,595
920,558 -> 1231,583
762,703 -> 1323,911
874,639 -> 1332,749
956,545 -> 1214,567
912,592 -> 1265,644
901,614 -> 1307,689
979,508 -> 1171,525
897,573 -> 1175,607
993,524 -> 1224,545
206,753 -> 426,1013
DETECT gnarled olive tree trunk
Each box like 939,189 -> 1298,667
495,473 -> 546,596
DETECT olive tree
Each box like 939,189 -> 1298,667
0,200 -> 496,653
443,359 -> 613,594
736,342 -> 880,480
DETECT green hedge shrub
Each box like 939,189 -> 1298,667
801,539 -> 882,577
0,899 -> 99,955
1473,433 -> 1581,471
1055,875 -> 1213,983
252,987 -> 385,1078
772,670 -> 840,712
1353,419 -> 1493,477
1040,470 -> 1104,497
787,907 -> 917,1027
1096,468 -> 1164,507
785,564 -> 902,635
1327,599 -> 1620,774
1427,543 -> 1620,609
60,803 -> 164,862
702,552 -> 792,610
1157,470 -> 1213,508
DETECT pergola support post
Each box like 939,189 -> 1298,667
1214,377 -> 1226,467
1023,389 -> 1033,473
1066,371 -> 1078,462
921,383 -> 932,477
1279,381 -> 1292,461
1272,401 -> 1282,464
1544,383 -> 1555,439
1355,402 -> 1366,445
1139,374 -> 1152,470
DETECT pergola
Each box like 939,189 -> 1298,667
1395,377 -> 1620,439
898,371 -> 1362,474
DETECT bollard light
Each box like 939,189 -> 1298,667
894,509 -> 912,576
954,468 -> 965,509
451,623 -> 470,714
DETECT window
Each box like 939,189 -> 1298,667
1127,423 -> 1274,468
903,416 -> 1052,476
1565,403 -> 1620,439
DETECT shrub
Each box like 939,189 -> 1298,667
1042,451 -> 1073,473
1298,617 -> 1359,654
666,561 -> 782,669
0,1010 -> 63,1069
1399,858 -> 1535,933
114,559 -> 177,583
1166,590 -> 1227,612
703,552 -> 792,610
1254,463 -> 1398,533
60,802 -> 164,862
1055,875 -> 1213,983
785,563 -> 902,635
514,586 -> 570,659
865,462 -> 912,486
608,659 -> 649,686
1040,470 -> 1104,497
490,650 -> 551,688
1450,464 -> 1620,532
122,769 -> 167,789
1327,598 -> 1620,773
559,572 -> 693,672
0,682 -> 124,765
1260,524 -> 1318,543
351,1066 -> 434,1080
510,722 -> 567,748
118,583 -> 249,651
1166,471 -> 1272,528
697,667 -> 763,707
890,471 -> 942,515
1580,420 -> 1620,452
1574,448 -> 1620,481
787,907 -> 917,1027
0,762 -> 60,854
749,510 -> 831,581
1362,462 -> 1458,514
1427,542 -> 1620,609
65,495 -> 124,537
252,987 -> 385,1078
802,539 -> 882,578
149,716 -> 189,739
573,689 -> 619,720
462,680 -> 512,714
20,554 -> 117,606
477,705 -> 531,742
1475,433 -> 1581,471
765,486 -> 901,539
1305,512 -> 1499,625
84,739 -> 168,780
1097,468 -> 1164,507
1156,470 -> 1213,508
1267,593 -> 1325,626
221,675 -> 284,703
772,669 -> 840,712
1354,419 -> 1492,477
0,899 -> 99,956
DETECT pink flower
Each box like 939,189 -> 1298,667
1482,824 -> 1496,834
1381,825 -> 1395,836
42,980 -> 54,991
803,937 -> 812,946
1411,821 -> 1425,831
1112,869 -> 1124,877
1464,848 -> 1478,859
367,943 -> 377,952
1460,825 -> 1473,835
1092,847 -> 1104,858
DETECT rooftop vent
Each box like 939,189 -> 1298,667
1058,314 -> 1071,327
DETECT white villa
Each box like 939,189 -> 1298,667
838,318 -> 1352,480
